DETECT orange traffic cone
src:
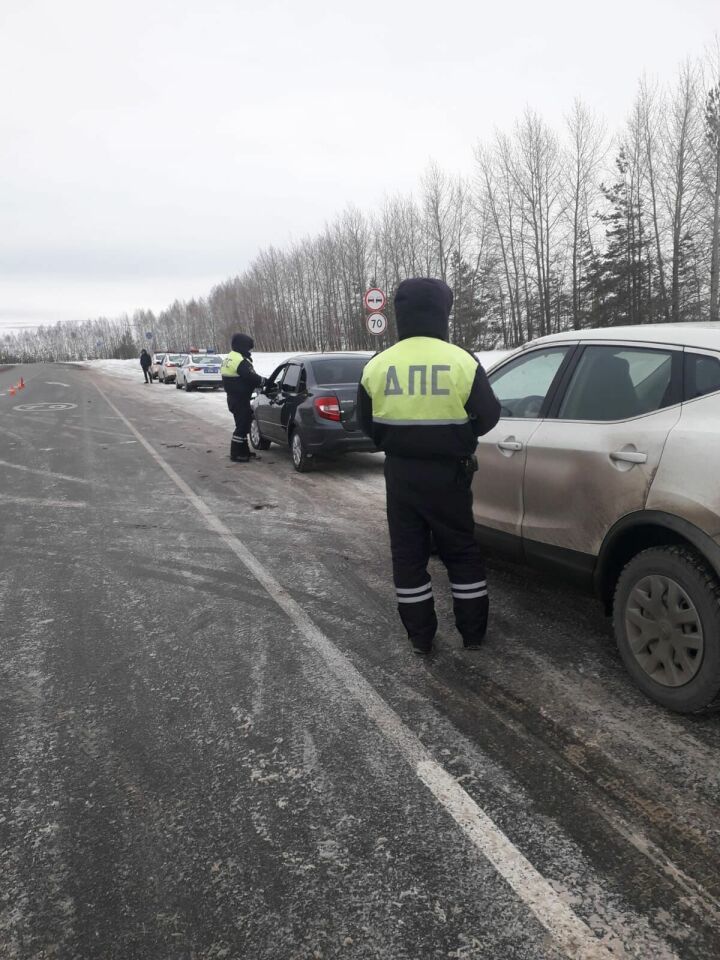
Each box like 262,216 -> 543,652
9,386 -> 16,396
18,378 -> 25,389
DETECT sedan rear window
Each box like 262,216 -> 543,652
167,354 -> 184,362
310,357 -> 368,385
190,355 -> 221,364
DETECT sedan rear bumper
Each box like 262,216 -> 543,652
186,374 -> 221,387
304,427 -> 377,456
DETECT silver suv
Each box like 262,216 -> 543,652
473,323 -> 720,713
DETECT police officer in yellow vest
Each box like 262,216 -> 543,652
358,278 -> 501,654
221,333 -> 264,462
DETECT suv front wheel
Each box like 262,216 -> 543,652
613,546 -> 720,713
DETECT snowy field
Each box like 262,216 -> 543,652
78,349 -> 510,383
73,350 -> 511,437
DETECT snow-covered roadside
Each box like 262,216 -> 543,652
71,349 -> 511,436
69,352 -> 294,381
74,349 -> 510,383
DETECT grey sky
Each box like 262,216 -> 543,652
1,0 -> 718,333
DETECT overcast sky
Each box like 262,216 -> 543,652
1,0 -> 718,334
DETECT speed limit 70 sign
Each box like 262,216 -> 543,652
366,313 -> 387,336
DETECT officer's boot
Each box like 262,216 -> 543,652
230,434 -> 251,462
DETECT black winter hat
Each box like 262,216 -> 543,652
231,333 -> 254,356
394,278 -> 453,341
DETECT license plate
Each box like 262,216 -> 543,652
205,367 -> 219,373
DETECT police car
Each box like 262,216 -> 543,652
176,354 -> 224,391
157,353 -> 186,383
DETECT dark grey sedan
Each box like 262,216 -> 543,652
250,353 -> 377,471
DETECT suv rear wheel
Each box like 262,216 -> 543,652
613,546 -> 720,713
250,418 -> 271,451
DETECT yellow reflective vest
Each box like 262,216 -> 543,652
221,350 -> 263,399
221,350 -> 250,378
361,337 -> 478,425
359,336 -> 499,459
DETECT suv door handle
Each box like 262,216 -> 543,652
610,450 -> 647,464
497,439 -> 523,452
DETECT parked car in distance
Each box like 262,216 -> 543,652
250,352 -> 377,471
150,352 -> 165,380
473,322 -> 720,713
176,354 -> 223,391
157,353 -> 186,383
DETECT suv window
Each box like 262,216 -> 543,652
489,346 -> 570,418
281,364 -> 303,392
558,346 -> 676,421
684,352 -> 720,400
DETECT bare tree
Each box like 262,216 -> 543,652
564,99 -> 607,328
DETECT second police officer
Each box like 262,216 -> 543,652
358,278 -> 501,655
221,333 -> 265,462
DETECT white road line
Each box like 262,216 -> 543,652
92,381 -> 667,960
0,458 -> 91,485
45,381 -> 70,387
0,495 -> 86,509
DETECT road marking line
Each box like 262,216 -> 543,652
0,495 -> 86,509
0,458 -> 91,485
93,381 -> 665,960
45,381 -> 70,387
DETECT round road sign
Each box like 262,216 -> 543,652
364,288 -> 386,312
366,313 -> 387,337
14,402 -> 77,412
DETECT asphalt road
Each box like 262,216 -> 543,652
1,362 -> 719,960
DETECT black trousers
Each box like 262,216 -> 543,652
384,455 -> 489,646
227,395 -> 252,435
227,395 -> 252,459
142,368 -> 152,382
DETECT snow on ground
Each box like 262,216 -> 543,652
73,352 -> 294,381
73,349 -> 511,440
77,349 -> 510,383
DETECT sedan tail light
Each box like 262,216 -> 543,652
189,366 -> 202,372
314,396 -> 341,422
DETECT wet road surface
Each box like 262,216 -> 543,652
0,363 -> 719,960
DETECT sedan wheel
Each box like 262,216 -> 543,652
614,546 -> 720,713
175,379 -> 182,389
290,429 -> 311,472
250,418 -> 271,451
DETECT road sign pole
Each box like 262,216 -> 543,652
363,288 -> 388,340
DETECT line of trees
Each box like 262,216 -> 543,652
3,48 -> 720,364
